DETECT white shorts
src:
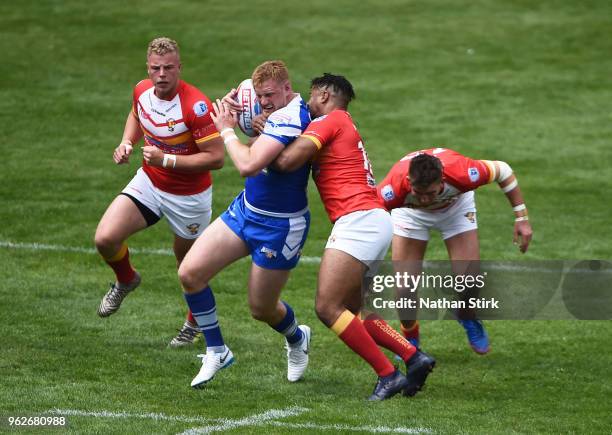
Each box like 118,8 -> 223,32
122,168 -> 212,239
325,208 -> 393,275
391,191 -> 477,241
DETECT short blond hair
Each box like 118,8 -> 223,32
251,60 -> 289,88
147,37 -> 180,58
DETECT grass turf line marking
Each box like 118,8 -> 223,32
2,240 -> 609,273
48,407 -> 430,434
0,240 -> 321,264
180,406 -> 308,434
48,408 -> 222,424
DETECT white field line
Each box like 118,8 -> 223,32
0,240 -> 321,264
48,408 -> 222,424
2,240 -> 609,273
179,406 -> 308,434
48,407 -> 432,434
270,421 -> 432,433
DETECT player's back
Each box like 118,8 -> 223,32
303,110 -> 381,222
243,95 -> 311,217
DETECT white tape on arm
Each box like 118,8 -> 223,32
497,161 -> 513,182
502,179 -> 518,193
162,154 -> 177,168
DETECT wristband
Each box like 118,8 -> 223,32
515,216 -> 529,222
220,128 -> 235,137
162,154 -> 177,168
512,204 -> 526,212
223,134 -> 239,146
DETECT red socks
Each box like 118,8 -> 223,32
103,243 -> 136,284
331,310 -> 395,377
363,313 -> 416,362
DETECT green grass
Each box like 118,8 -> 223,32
1,0 -> 611,433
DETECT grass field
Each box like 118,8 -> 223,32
1,0 -> 611,433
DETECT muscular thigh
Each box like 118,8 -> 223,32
96,194 -> 149,243
316,248 -> 367,324
179,217 -> 249,290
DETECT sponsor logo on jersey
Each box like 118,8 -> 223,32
186,223 -> 201,235
260,246 -> 277,259
464,212 -> 476,223
193,101 -> 208,117
381,184 -> 395,201
167,118 -> 176,132
468,167 -> 480,182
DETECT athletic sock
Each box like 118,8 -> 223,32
184,286 -> 225,353
363,313 -> 416,362
187,310 -> 195,324
401,321 -> 420,341
103,242 -> 136,284
331,310 -> 395,377
271,301 -> 304,345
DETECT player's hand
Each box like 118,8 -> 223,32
221,89 -> 242,114
211,99 -> 238,132
252,114 -> 269,135
113,142 -> 133,164
513,220 -> 533,253
142,145 -> 164,167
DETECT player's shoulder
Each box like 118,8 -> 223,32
133,79 -> 153,97
268,94 -> 308,126
177,81 -> 213,119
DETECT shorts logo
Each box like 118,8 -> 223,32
381,184 -> 395,201
193,101 -> 208,117
167,118 -> 176,132
260,246 -> 277,259
186,223 -> 201,235
328,234 -> 337,244
468,167 -> 480,182
464,212 -> 476,223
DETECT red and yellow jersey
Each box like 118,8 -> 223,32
301,110 -> 382,223
133,79 -> 219,195
377,148 -> 493,211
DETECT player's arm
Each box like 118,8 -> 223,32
113,111 -> 143,165
482,160 -> 533,253
272,136 -> 318,172
142,136 -> 224,172
211,99 -> 283,177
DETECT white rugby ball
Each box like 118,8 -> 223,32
235,79 -> 262,137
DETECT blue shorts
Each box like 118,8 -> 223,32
220,192 -> 310,270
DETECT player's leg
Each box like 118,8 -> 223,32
316,248 -> 410,400
94,193 -> 157,317
444,229 -> 490,354
162,186 -> 214,348
392,235 -> 428,347
440,191 -> 489,353
390,206 -> 432,346
245,210 -> 311,382
247,264 -> 310,382
169,236 -> 199,347
178,217 -> 249,387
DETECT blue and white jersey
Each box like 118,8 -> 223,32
244,94 -> 311,217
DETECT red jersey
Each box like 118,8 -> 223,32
301,110 -> 382,222
133,79 -> 219,195
377,148 -> 494,211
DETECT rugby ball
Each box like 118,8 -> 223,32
235,79 -> 262,137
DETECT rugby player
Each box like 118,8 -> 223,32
378,148 -> 533,354
94,38 -> 224,349
178,61 -> 311,387
274,73 -> 435,401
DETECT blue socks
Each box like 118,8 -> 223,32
272,301 -> 303,344
184,286 -> 225,353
